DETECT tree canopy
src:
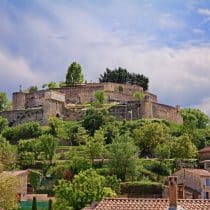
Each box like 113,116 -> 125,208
99,67 -> 149,90
54,169 -> 115,210
0,92 -> 11,111
66,62 -> 84,85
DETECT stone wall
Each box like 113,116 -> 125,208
0,108 -> 44,126
152,102 -> 183,124
13,92 -> 26,110
55,83 -> 104,104
109,101 -> 141,120
174,169 -> 202,194
5,83 -> 182,125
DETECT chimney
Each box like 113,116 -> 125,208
168,176 -> 178,210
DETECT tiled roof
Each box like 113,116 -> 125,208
93,198 -> 210,210
199,146 -> 210,153
184,169 -> 210,177
2,170 -> 28,176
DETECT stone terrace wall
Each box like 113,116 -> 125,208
108,101 -> 141,120
0,108 -> 44,126
152,102 -> 183,124
55,83 -> 104,104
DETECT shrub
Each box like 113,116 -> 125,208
3,122 -> 42,143
121,181 -> 164,197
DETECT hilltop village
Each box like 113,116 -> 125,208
0,83 -> 182,126
1,64 -> 210,210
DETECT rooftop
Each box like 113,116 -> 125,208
2,170 -> 28,176
89,198 -> 210,210
199,146 -> 210,153
183,168 -> 210,177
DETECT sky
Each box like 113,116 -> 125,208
1,0 -> 210,114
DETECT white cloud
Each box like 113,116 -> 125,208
158,14 -> 183,29
0,1 -> 210,109
198,8 -> 210,16
0,51 -> 45,91
194,97 -> 210,116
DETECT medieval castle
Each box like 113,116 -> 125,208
0,82 -> 183,126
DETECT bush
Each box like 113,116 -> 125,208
121,181 -> 164,197
29,170 -> 42,192
3,122 -> 42,143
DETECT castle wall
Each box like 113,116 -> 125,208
0,108 -> 44,126
108,101 -> 140,120
55,83 -> 104,104
103,83 -> 143,95
25,91 -> 45,109
151,102 -> 183,124
13,92 -> 26,110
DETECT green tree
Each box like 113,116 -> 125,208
3,122 -> 42,143
108,133 -> 138,181
38,135 -> 57,164
181,108 -> 209,130
82,108 -> 107,135
27,86 -> 38,93
32,197 -> 37,210
133,120 -> 169,157
67,147 -> 91,174
0,136 -> 16,170
29,170 -> 42,192
54,169 -> 115,210
0,173 -> 20,210
0,92 -> 11,111
74,126 -> 89,145
0,116 -> 8,134
171,134 -> 198,159
154,143 -> 171,159
85,129 -> 106,166
48,117 -> 67,139
42,81 -> 58,89
133,91 -> 144,101
99,67 -> 149,90
93,90 -> 107,105
48,199 -> 53,210
66,62 -> 84,85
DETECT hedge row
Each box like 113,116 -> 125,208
121,181 -> 164,197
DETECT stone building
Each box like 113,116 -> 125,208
0,82 -> 183,126
2,170 -> 28,200
173,168 -> 210,199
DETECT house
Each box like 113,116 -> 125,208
173,168 -> 210,199
199,146 -> 210,172
82,176 -> 210,210
2,170 -> 28,200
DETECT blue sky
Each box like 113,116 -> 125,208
1,0 -> 210,114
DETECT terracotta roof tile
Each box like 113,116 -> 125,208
2,170 -> 28,176
184,169 -> 210,177
199,146 -> 210,153
94,198 -> 210,210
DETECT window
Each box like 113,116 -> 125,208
206,178 -> 210,186
204,192 -> 209,199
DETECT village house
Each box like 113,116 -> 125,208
82,176 -> 210,210
173,168 -> 210,199
199,146 -> 210,172
2,170 -> 28,200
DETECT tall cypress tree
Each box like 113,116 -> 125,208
48,199 -> 53,210
32,197 -> 37,210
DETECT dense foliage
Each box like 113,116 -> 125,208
99,67 -> 149,90
54,169 -> 115,210
0,106 -> 209,209
66,62 -> 84,86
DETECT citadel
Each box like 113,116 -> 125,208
0,82 -> 183,126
